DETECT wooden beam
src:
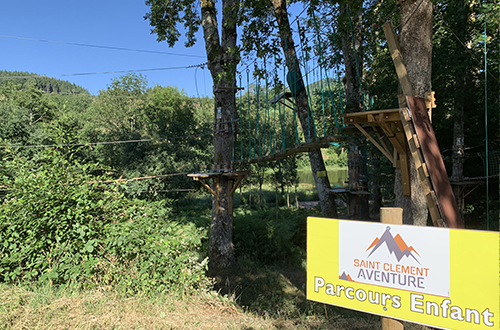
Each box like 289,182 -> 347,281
197,177 -> 215,196
372,126 -> 393,158
378,121 -> 407,155
383,22 -> 414,97
230,176 -> 244,196
380,208 -> 405,330
398,153 -> 411,196
353,123 -> 394,164
344,109 -> 404,124
215,175 -> 220,215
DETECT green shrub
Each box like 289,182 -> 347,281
0,147 -> 209,295
232,208 -> 308,265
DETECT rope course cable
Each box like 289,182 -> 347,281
0,131 -> 215,149
0,34 -> 205,58
0,63 -> 207,80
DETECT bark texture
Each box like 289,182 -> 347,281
201,0 -> 239,271
271,0 -> 337,218
395,0 -> 433,226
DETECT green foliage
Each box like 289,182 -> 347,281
144,0 -> 200,47
232,208 -> 309,265
0,146 -> 209,295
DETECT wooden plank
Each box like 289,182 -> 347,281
380,207 -> 405,330
394,131 -> 408,156
412,134 -> 420,149
407,96 -> 464,228
344,110 -> 403,124
353,123 -> 394,163
399,153 -> 411,196
383,22 -> 414,97
418,163 -> 430,178
371,112 -> 402,123
344,108 -> 403,117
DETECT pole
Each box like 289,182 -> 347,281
380,207 -> 404,330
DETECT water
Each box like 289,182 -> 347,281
298,167 -> 348,188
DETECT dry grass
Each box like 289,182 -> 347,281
0,285 -> 274,330
0,284 -> 433,330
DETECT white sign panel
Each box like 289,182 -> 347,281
338,221 -> 450,297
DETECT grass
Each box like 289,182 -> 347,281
0,284 -> 274,330
0,273 -> 432,330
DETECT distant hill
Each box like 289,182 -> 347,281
0,70 -> 89,95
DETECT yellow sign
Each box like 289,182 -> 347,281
316,171 -> 327,178
307,217 -> 499,330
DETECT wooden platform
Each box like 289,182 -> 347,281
187,170 -> 250,215
344,108 -> 411,196
344,102 -> 463,228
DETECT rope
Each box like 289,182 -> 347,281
484,21 -> 489,230
312,12 -> 331,136
239,74 -> 243,161
256,76 -> 262,157
276,55 -> 286,152
232,81 -> 236,165
332,28 -> 345,121
264,61 -> 271,155
313,12 -> 342,132
247,70 -> 252,159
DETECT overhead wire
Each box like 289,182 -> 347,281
0,131 -> 215,149
0,63 -> 207,80
0,34 -> 205,58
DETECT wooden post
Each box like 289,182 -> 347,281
380,207 -> 404,330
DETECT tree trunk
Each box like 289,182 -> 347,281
201,0 -> 239,272
339,2 -> 368,220
451,0 -> 467,217
395,0 -> 433,226
271,0 -> 337,218
339,2 -> 363,114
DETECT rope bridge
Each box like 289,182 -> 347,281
231,14 -> 366,166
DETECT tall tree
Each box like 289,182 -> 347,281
396,0 -> 433,225
145,0 -> 240,271
337,1 -> 368,219
270,0 -> 338,218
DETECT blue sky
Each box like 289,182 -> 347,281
0,0 -> 217,96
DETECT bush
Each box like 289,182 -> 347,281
232,208 -> 308,265
0,147 -> 209,295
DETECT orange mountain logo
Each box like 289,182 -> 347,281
366,227 -> 421,264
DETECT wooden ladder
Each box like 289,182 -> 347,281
398,107 -> 445,227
